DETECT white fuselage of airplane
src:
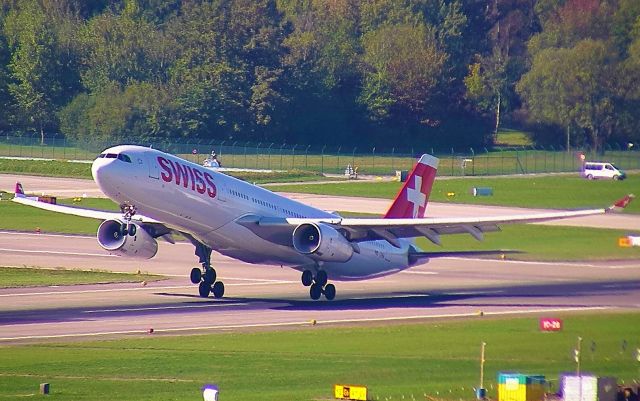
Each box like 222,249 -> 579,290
91,145 -> 412,280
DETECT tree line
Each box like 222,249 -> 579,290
0,0 -> 638,152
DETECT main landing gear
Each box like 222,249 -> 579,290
301,269 -> 336,301
189,241 -> 225,299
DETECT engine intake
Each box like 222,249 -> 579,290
97,219 -> 158,259
292,223 -> 353,262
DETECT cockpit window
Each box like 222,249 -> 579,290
97,152 -> 131,162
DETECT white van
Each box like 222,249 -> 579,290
582,162 -> 626,180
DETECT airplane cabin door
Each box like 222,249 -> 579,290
147,153 -> 159,179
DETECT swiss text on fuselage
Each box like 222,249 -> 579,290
157,156 -> 217,198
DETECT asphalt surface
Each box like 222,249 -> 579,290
0,174 -> 639,343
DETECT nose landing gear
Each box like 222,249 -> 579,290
301,269 -> 336,301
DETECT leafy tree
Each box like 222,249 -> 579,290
3,0 -> 68,143
78,1 -> 169,92
464,48 -> 507,138
517,40 -> 617,151
360,23 -> 447,125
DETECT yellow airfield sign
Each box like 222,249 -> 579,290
334,384 -> 368,400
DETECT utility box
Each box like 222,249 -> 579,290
396,170 -> 409,182
560,374 -> 617,401
472,187 -> 493,196
498,373 -> 546,401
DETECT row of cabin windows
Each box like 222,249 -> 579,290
230,189 -> 249,201
251,197 -> 278,212
229,187 -> 305,218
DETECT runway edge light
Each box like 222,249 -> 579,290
202,384 -> 219,401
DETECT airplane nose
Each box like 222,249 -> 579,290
92,156 -> 118,190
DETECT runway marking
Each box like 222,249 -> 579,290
0,231 -> 94,239
0,373 -> 197,383
0,247 -> 114,257
83,303 -> 249,313
401,271 -> 438,275
0,306 -> 609,342
446,290 -> 505,296
445,257 -> 640,269
0,280 -> 296,297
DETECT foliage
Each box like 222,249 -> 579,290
0,0 -> 638,150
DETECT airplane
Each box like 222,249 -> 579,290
12,145 -> 634,300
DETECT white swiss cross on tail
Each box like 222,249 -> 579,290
384,154 -> 439,219
406,175 -> 426,218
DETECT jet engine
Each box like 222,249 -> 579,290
97,219 -> 158,259
292,222 -> 353,262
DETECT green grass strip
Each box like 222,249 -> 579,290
0,267 -> 162,288
0,313 -> 639,400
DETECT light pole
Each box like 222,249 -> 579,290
477,342 -> 487,400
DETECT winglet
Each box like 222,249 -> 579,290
14,182 -> 25,197
607,194 -> 635,212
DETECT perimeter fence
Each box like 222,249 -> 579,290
1,134 -> 639,177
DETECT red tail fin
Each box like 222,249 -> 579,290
15,182 -> 24,196
384,154 -> 439,219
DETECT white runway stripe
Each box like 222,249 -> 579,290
0,306 -> 609,342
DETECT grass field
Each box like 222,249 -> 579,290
269,174 -> 640,213
0,266 -> 161,288
495,128 -> 534,147
0,158 -> 332,183
0,158 -> 94,178
3,141 -> 639,176
1,313 -> 639,400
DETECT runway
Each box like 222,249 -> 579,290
1,174 -> 639,343
1,231 -> 639,343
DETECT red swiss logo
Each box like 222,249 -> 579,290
157,156 -> 217,199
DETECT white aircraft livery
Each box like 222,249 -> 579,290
13,145 -> 634,300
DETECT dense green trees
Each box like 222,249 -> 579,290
0,0 -> 638,150
516,0 -> 640,150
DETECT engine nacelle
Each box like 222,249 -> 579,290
97,219 -> 158,259
292,222 -> 353,262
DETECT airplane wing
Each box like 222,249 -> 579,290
12,183 -> 161,224
238,194 -> 635,248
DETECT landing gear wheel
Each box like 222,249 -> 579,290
212,281 -> 225,298
198,281 -> 211,298
190,268 -> 202,284
310,284 -> 322,300
587,174 -> 594,180
203,268 -> 216,285
323,283 -> 336,301
301,270 -> 313,287
315,270 -> 328,287
127,224 -> 136,236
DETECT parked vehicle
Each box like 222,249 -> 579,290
582,162 -> 626,180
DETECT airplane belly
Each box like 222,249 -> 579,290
203,222 -> 311,265
322,244 -> 410,281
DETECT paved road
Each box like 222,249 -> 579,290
1,232 -> 639,343
2,174 -> 639,230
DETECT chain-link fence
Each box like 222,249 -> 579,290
1,134 -> 638,176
